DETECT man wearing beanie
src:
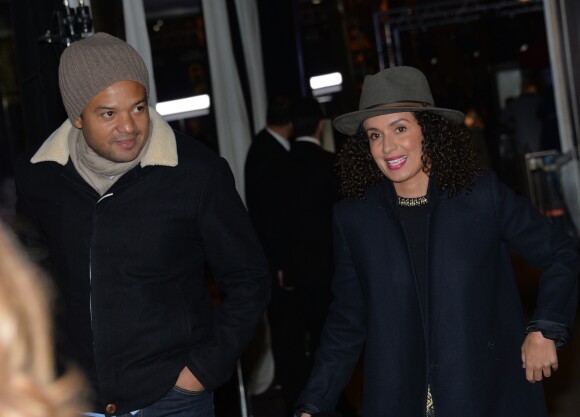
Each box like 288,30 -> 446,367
14,32 -> 271,417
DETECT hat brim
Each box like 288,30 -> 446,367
333,106 -> 465,136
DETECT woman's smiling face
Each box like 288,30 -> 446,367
364,111 -> 429,197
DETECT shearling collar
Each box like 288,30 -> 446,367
30,107 -> 178,168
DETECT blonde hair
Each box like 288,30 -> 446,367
0,221 -> 87,417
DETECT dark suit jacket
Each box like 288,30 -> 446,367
245,128 -> 289,270
297,171 -> 579,416
282,140 -> 340,288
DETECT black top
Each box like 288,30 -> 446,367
398,203 -> 430,310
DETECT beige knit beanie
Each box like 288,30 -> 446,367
58,32 -> 149,123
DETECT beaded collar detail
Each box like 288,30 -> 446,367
397,195 -> 429,207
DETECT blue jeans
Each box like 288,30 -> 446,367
112,387 -> 214,417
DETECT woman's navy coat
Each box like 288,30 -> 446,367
297,171 -> 579,416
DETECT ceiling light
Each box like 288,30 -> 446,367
156,95 -> 211,121
310,72 -> 343,96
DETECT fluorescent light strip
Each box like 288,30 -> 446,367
155,94 -> 211,121
312,85 -> 342,97
309,72 -> 342,90
310,72 -> 343,97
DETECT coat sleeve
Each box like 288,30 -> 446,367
492,173 -> 579,343
295,206 -> 367,412
13,155 -> 51,268
185,157 -> 271,391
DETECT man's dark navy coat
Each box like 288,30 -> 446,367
297,171 -> 579,416
15,111 -> 271,414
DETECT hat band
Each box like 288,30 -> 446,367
364,100 -> 433,110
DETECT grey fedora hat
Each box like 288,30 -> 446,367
333,66 -> 465,135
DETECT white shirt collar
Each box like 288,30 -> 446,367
295,136 -> 321,147
265,127 -> 290,151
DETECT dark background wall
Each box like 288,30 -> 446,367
0,0 -> 557,168
9,0 -> 67,151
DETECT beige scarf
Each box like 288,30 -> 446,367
68,122 -> 153,195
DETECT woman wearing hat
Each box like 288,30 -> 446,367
294,66 -> 579,416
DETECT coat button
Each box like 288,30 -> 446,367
488,340 -> 495,349
430,361 -> 439,369
105,404 -> 117,414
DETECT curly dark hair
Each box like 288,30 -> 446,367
337,111 -> 483,199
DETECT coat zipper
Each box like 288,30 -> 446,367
91,193 -> 114,357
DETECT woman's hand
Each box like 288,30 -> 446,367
521,331 -> 558,383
